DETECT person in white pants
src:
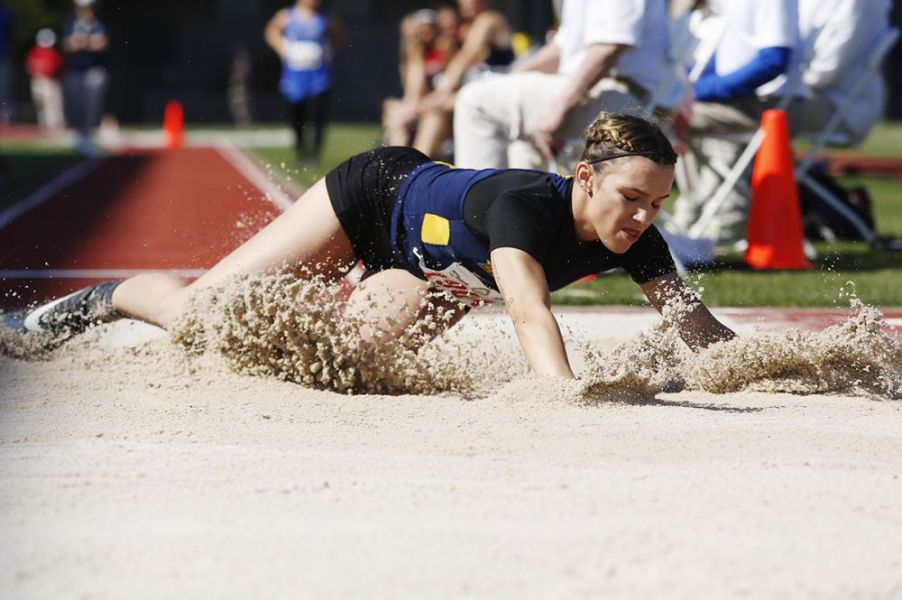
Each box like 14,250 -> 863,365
453,0 -> 670,169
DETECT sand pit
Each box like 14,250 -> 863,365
2,288 -> 902,598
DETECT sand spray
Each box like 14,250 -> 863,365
2,273 -> 899,400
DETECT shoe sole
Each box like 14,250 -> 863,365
22,289 -> 86,334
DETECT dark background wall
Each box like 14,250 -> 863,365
10,0 -> 555,125
5,0 -> 901,124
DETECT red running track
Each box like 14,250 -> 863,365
0,147 -> 285,308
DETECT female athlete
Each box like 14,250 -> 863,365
23,112 -> 735,379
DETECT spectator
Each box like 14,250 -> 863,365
0,2 -> 13,124
26,28 -> 66,131
228,44 -> 253,126
265,0 -> 344,166
62,0 -> 110,157
669,0 -> 801,244
381,8 -> 458,147
388,0 -> 514,159
795,0 -> 891,144
453,0 -> 671,169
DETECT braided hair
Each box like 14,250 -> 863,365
581,112 -> 677,170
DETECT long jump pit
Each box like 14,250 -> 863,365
1,150 -> 902,598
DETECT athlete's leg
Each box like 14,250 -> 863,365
343,269 -> 468,350
112,178 -> 356,329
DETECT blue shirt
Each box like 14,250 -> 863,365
390,163 -> 676,306
63,15 -> 109,71
0,5 -> 13,59
280,8 -> 332,102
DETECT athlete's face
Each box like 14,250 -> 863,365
578,157 -> 674,254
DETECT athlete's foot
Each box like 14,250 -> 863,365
23,282 -> 122,346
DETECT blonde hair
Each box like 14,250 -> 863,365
581,112 -> 677,168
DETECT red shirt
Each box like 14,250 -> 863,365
26,46 -> 64,78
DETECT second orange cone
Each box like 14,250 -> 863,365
163,100 -> 184,150
744,109 -> 812,270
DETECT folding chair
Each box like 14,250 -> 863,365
688,26 -> 900,243
793,27 -> 900,244
686,86 -> 796,239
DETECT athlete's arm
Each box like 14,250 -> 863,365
640,272 -> 736,351
491,247 -> 574,378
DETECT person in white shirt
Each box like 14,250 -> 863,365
452,0 -> 670,169
670,0 -> 800,244
671,0 -> 891,244
796,0 -> 891,144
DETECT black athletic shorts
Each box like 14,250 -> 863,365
325,146 -> 431,272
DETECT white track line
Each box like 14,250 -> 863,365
215,144 -> 294,211
0,159 -> 102,230
0,269 -> 207,279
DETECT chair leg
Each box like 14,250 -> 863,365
689,128 -> 765,238
798,172 -> 876,243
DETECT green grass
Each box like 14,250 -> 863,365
553,250 -> 901,307
0,147 -> 85,213
836,121 -> 902,159
794,120 -> 902,159
840,175 -> 902,236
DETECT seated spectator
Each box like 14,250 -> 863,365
794,0 -> 891,145
26,28 -> 66,131
670,0 -> 891,247
382,8 -> 458,147
385,0 -> 514,159
453,0 -> 671,170
668,0 -> 801,245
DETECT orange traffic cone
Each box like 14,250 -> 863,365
744,109 -> 812,270
163,100 -> 184,150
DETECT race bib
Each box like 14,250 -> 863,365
284,40 -> 324,70
418,258 -> 504,308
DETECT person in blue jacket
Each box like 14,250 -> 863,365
671,0 -> 801,245
22,112 -> 735,380
265,0 -> 344,164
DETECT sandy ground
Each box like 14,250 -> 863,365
2,309 -> 902,599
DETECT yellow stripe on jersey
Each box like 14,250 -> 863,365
421,213 -> 450,245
